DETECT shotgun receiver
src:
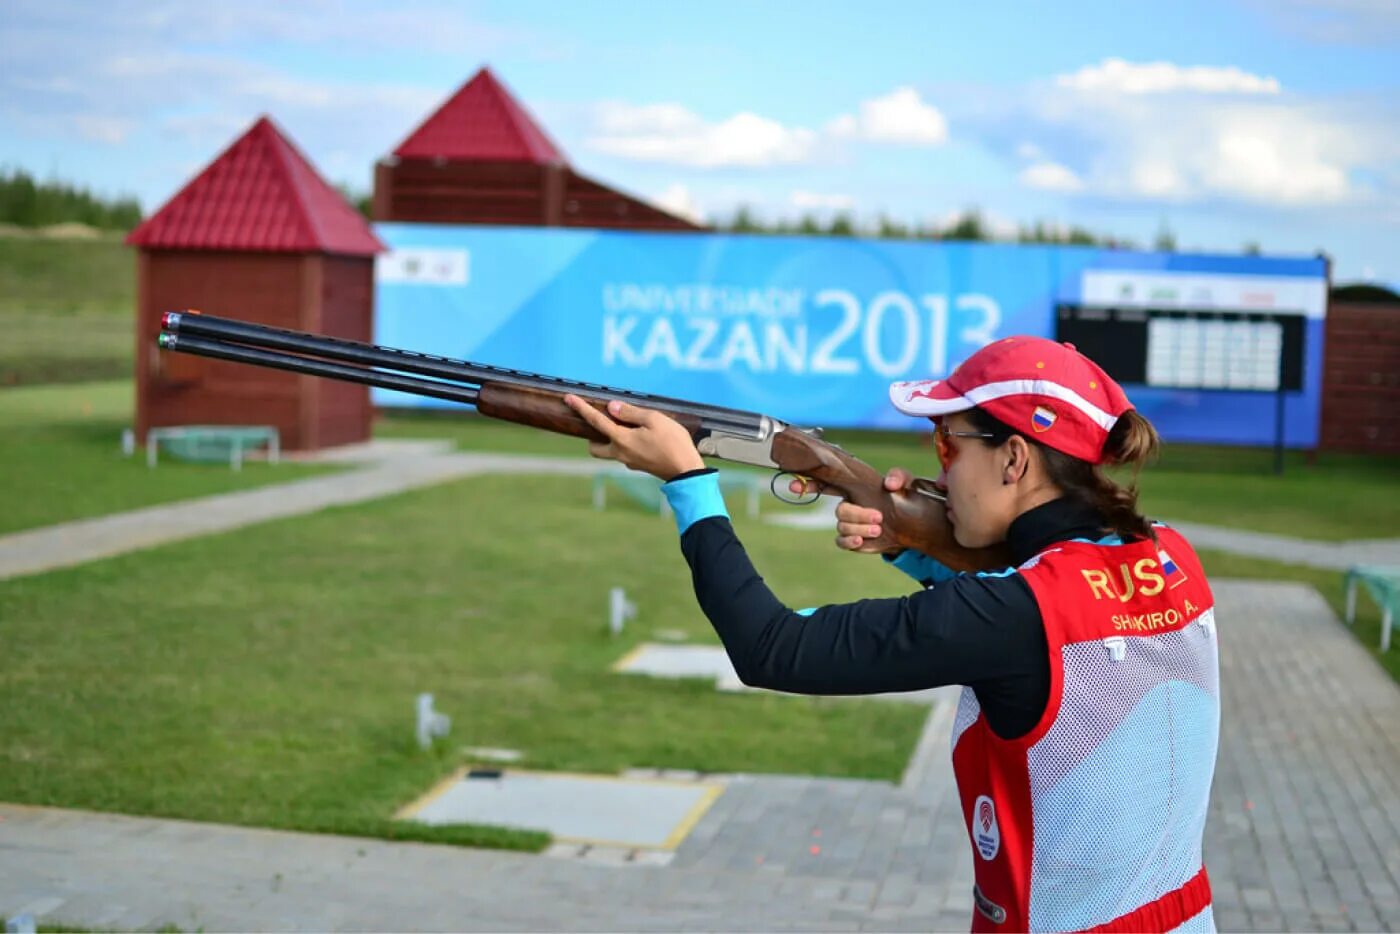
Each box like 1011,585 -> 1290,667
157,312 -> 1010,572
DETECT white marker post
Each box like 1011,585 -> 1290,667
609,587 -> 637,637
415,693 -> 451,750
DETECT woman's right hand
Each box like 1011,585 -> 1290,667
789,467 -> 914,553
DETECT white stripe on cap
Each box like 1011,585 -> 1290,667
962,379 -> 1117,430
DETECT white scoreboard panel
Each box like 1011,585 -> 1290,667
1145,317 -> 1284,390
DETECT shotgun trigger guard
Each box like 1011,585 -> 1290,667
773,472 -> 824,505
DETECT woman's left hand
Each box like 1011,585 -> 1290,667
563,394 -> 706,481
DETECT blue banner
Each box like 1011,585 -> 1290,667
373,224 -> 1328,447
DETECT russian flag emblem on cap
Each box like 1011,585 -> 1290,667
1031,405 -> 1057,432
1158,549 -> 1188,589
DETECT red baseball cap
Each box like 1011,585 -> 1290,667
888,336 -> 1134,464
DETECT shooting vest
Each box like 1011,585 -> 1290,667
951,526 -> 1219,933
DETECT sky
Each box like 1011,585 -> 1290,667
3,0 -> 1398,285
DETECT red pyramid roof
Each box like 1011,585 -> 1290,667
392,67 -> 566,164
127,116 -> 383,256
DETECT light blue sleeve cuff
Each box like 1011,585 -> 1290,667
662,471 -> 730,535
888,549 -> 959,585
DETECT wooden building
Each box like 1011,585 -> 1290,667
372,67 -> 702,231
127,116 -> 384,451
1319,290 -> 1400,454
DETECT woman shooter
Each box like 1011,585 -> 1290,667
564,336 -> 1220,933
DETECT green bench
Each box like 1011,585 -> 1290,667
592,468 -> 764,519
146,425 -> 281,471
1344,565 -> 1400,651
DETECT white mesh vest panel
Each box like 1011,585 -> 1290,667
1026,621 -> 1219,930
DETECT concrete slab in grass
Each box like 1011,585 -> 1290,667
398,768 -> 724,850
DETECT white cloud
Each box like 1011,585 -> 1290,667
1056,58 -> 1281,95
827,87 -> 947,145
1127,161 -> 1189,199
825,114 -> 859,139
583,85 -> 947,169
791,190 -> 857,211
653,183 -> 705,224
72,114 -> 134,145
587,102 -> 817,168
1104,102 -> 1364,204
1010,70 -> 1384,206
1196,109 -> 1351,203
1018,161 -> 1084,193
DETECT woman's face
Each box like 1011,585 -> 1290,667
936,411 -> 1021,549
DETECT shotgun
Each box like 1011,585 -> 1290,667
157,312 -> 1010,572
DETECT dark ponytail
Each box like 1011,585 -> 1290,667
965,407 -> 1161,542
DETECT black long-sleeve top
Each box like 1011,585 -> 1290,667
666,470 -> 1114,740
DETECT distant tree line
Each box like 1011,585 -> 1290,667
717,205 -> 1179,250
0,169 -> 143,231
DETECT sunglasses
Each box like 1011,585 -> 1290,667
933,423 -> 997,470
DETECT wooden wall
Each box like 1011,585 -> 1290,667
373,159 -> 702,231
1319,301 -> 1400,454
136,250 -> 372,450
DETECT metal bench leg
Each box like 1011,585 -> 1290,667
146,433 -> 157,468
1383,606 -> 1394,653
1345,576 -> 1357,625
232,439 -> 243,472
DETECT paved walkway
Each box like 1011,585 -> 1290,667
0,446 -> 598,582
4,581 -> 1400,931
3,446 -> 1400,929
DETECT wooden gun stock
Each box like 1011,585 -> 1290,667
771,427 -> 1012,573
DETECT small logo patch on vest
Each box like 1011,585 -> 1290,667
973,795 -> 1000,860
973,884 -> 1007,924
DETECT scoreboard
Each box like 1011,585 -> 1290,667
1055,305 -> 1306,393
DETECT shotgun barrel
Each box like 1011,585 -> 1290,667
156,332 -> 485,407
161,312 -> 769,440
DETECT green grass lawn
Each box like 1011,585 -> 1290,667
0,381 -> 340,535
0,235 -> 135,386
0,473 -> 926,850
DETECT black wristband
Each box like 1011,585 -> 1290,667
666,467 -> 719,484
